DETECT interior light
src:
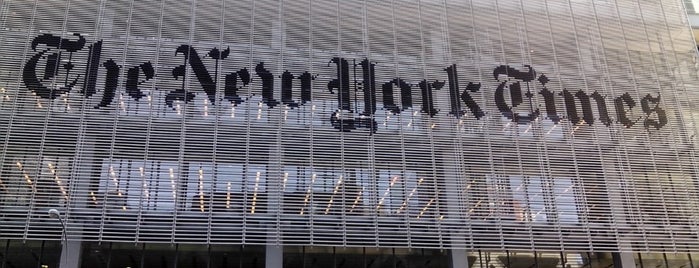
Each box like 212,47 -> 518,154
199,168 -> 205,212
417,198 -> 435,219
49,162 -> 68,200
16,162 -> 33,187
251,172 -> 260,214
119,94 -> 125,112
301,173 -> 317,215
90,191 -> 98,205
226,182 -> 231,209
349,188 -> 364,213
282,172 -> 289,191
325,176 -> 344,214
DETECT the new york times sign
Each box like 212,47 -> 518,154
23,33 -> 667,133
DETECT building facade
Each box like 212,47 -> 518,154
1,0 -> 699,267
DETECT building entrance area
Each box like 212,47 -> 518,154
0,239 -> 696,268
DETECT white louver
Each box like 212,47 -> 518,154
0,0 -> 698,252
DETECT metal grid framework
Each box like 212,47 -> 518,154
1,0 -> 699,252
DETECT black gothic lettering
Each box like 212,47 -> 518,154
208,47 -> 230,60
30,33 -> 86,53
169,45 -> 217,105
95,59 -> 120,108
500,77 -> 523,107
43,53 -> 59,80
463,82 -> 484,118
328,57 -> 352,111
537,74 -> 561,123
445,64 -> 484,119
256,62 -> 279,108
445,64 -> 463,117
18,33 -> 672,133
493,65 -> 538,123
561,89 -> 588,125
298,72 -> 314,104
381,80 -> 399,114
561,89 -> 611,126
209,46 -> 229,104
165,60 -> 195,108
165,88 -> 195,109
419,80 -> 444,117
493,65 -> 536,81
614,92 -> 638,128
125,62 -> 154,101
359,59 -> 377,116
224,68 -> 250,105
279,70 -> 315,108
81,41 -> 102,97
23,34 -> 86,99
281,71 -> 299,108
330,111 -> 356,132
590,92 -> 612,126
641,93 -> 667,130
399,79 -> 412,111
381,78 -> 411,114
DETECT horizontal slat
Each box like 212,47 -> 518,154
0,0 -> 698,253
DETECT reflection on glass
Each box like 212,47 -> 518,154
0,240 -> 61,268
481,175 -> 580,223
